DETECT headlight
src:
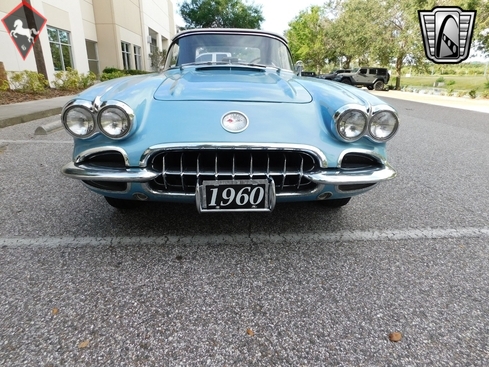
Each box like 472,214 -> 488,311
62,103 -> 95,138
369,107 -> 399,141
334,106 -> 368,141
97,102 -> 134,139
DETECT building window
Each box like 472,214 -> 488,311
134,45 -> 142,70
121,42 -> 131,70
47,27 -> 73,71
86,40 -> 99,76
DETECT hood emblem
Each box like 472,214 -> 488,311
221,111 -> 249,133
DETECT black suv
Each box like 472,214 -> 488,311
334,67 -> 390,90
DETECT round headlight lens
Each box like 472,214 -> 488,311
336,110 -> 367,141
63,107 -> 95,137
98,107 -> 131,138
369,111 -> 399,141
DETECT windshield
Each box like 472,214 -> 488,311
164,33 -> 294,71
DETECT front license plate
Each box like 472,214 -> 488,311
198,179 -> 275,212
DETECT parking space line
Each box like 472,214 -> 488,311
1,227 -> 488,248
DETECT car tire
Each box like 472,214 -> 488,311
105,196 -> 140,209
373,80 -> 384,91
319,197 -> 351,208
340,78 -> 352,85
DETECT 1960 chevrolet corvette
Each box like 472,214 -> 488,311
61,28 -> 399,212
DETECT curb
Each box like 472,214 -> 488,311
0,107 -> 63,129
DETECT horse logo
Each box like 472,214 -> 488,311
418,7 -> 476,64
9,19 -> 39,43
1,1 -> 47,60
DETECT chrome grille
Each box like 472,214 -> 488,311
147,149 -> 318,193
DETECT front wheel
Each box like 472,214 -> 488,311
340,78 -> 352,85
105,196 -> 140,209
319,197 -> 351,208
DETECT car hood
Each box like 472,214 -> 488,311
153,66 -> 312,103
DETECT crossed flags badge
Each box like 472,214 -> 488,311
418,7 -> 476,64
1,1 -> 47,60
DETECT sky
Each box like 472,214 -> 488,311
258,0 -> 325,35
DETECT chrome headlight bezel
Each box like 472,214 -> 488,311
97,101 -> 134,140
333,104 -> 369,142
61,99 -> 135,140
333,104 -> 399,143
368,105 -> 399,142
61,100 -> 96,139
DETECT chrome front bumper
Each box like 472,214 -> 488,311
61,162 -> 396,186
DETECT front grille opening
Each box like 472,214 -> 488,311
338,183 -> 376,192
341,153 -> 382,170
83,151 -> 126,169
83,180 -> 127,192
147,149 -> 318,194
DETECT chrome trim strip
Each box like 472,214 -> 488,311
140,143 -> 328,168
303,162 -> 397,185
61,162 -> 158,182
74,146 -> 131,167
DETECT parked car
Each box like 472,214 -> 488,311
319,69 -> 352,80
334,67 -> 390,90
61,28 -> 399,212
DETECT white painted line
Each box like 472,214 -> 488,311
1,227 -> 488,248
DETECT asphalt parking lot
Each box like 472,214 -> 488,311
0,94 -> 488,366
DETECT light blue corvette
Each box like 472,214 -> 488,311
61,28 -> 399,212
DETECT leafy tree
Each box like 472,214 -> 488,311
179,0 -> 263,29
286,6 -> 331,73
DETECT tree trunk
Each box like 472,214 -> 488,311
24,0 -> 48,82
395,55 -> 403,90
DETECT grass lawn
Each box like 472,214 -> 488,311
394,75 -> 488,91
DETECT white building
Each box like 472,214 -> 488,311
0,0 -> 176,84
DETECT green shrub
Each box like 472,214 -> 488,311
100,70 -> 128,81
484,81 -> 489,89
468,89 -> 477,99
0,80 -> 9,91
435,76 -> 445,83
102,67 -> 120,74
52,67 -> 96,90
7,70 -> 48,93
481,90 -> 489,99
446,80 -> 456,86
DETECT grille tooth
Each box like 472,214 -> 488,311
148,149 -> 318,194
297,156 -> 304,189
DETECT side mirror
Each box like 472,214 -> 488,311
295,61 -> 304,76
